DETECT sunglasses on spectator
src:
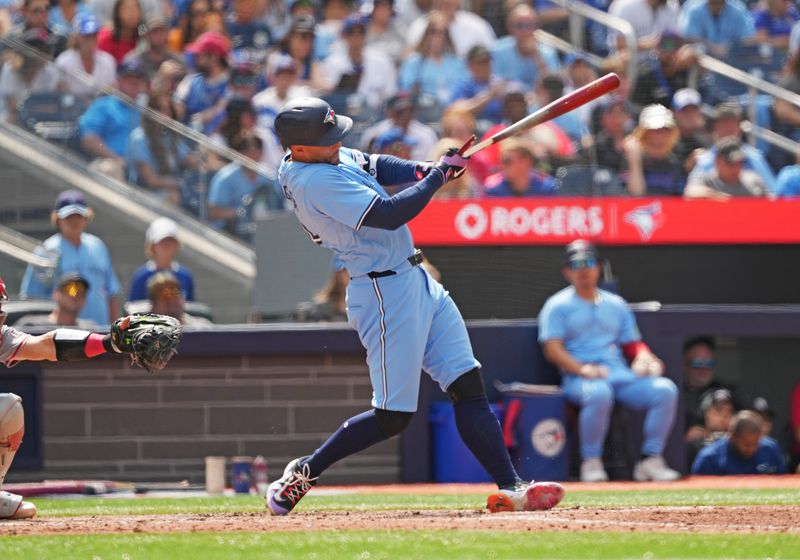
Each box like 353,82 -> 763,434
294,32 -> 314,39
690,358 -> 716,369
568,258 -> 597,270
29,6 -> 47,13
428,28 -> 447,35
61,281 -> 87,298
191,9 -> 209,16
512,21 -> 536,31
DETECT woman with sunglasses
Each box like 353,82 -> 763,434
167,0 -> 224,54
274,14 -> 327,91
398,11 -> 466,112
55,13 -> 117,99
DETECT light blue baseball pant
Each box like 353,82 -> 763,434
561,365 -> 678,459
346,266 -> 480,412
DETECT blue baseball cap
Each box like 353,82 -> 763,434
117,58 -> 148,78
375,127 -> 417,151
55,190 -> 90,219
342,13 -> 367,34
74,13 -> 100,36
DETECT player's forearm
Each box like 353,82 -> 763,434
14,330 -> 119,362
542,341 -> 583,374
361,167 -> 446,230
372,154 -> 422,186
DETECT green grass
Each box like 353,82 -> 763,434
2,531 -> 799,560
5,486 -> 800,559
28,487 -> 800,517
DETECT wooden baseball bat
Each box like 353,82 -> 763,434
461,72 -> 621,158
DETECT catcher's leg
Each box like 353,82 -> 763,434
0,394 -> 36,520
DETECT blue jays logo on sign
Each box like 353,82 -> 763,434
324,108 -> 336,125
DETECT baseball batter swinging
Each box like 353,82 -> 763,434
267,97 -> 565,515
0,277 -> 180,520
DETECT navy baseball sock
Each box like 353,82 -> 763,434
303,410 -> 387,478
453,396 -> 521,488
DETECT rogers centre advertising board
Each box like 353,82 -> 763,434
408,198 -> 800,246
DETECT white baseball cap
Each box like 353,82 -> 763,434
146,217 -> 179,244
638,104 -> 676,130
671,88 -> 702,111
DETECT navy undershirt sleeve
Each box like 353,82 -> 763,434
361,167 -> 446,230
373,154 -> 419,186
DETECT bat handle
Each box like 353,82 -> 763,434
457,135 -> 477,156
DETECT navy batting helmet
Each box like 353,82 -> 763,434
274,97 -> 353,148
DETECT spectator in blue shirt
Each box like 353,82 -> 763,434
398,11 -> 468,110
128,217 -> 195,302
79,58 -> 146,179
207,131 -> 283,236
225,0 -> 272,66
173,31 -> 231,135
692,411 -> 787,474
126,89 -> 194,203
775,154 -> 800,197
679,0 -> 756,57
483,138 -> 557,197
490,4 -> 560,92
449,45 -> 506,125
21,190 -> 121,325
753,0 -> 800,50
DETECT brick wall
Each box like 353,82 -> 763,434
13,349 -> 400,485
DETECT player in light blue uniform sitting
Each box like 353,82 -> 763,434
266,97 -> 565,515
539,240 -> 681,482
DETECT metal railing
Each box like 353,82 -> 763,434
543,0 -> 639,91
0,224 -> 55,268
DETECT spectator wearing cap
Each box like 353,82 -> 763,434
753,0 -> 799,50
15,273 -> 97,328
405,0 -> 495,58
147,271 -> 213,326
21,190 -> 121,325
621,104 -> 686,196
122,16 -> 184,82
563,52 -> 599,128
126,89 -> 194,202
373,126 -> 417,159
399,11 -> 468,109
228,61 -> 264,101
0,28 -> 61,124
751,397 -> 775,438
692,411 -> 786,475
539,239 -> 680,482
78,58 -> 146,176
685,137 -> 770,199
128,217 -> 195,302
671,88 -> 709,173
490,5 -> 560,92
582,94 -> 632,174
168,0 -> 224,54
55,13 -> 117,99
322,14 -> 396,110
207,130 -> 283,237
97,0 -> 143,63
679,0 -> 756,58
483,138 -> 557,197
360,91 -> 438,161
688,102 -> 776,191
6,0 -> 69,58
275,15 -> 327,91
48,0 -> 94,36
363,0 -> 405,65
225,0 -> 272,66
173,31 -> 231,135
685,387 -> 736,469
449,45 -> 506,125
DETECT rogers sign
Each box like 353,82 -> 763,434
454,203 -> 604,240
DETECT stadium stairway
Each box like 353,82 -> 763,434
0,123 -> 255,323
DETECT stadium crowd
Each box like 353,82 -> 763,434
3,0 -> 800,240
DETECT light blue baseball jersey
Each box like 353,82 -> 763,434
278,147 -> 415,278
20,232 -> 121,325
279,147 -> 479,411
538,286 -> 640,367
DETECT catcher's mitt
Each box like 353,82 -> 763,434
111,313 -> 182,372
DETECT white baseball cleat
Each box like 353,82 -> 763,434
0,491 -> 37,520
486,481 -> 565,513
633,455 -> 681,482
580,458 -> 610,482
